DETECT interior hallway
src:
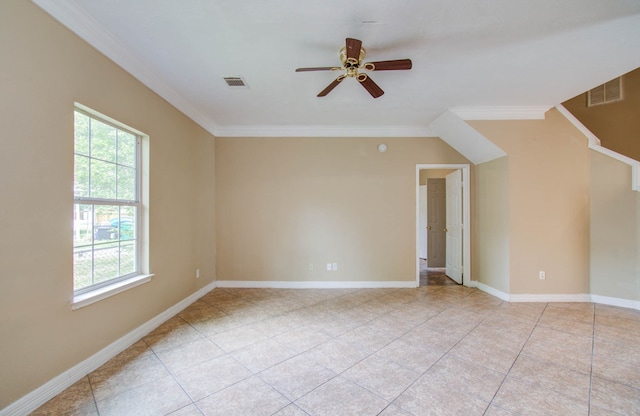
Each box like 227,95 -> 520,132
419,259 -> 459,286
31,287 -> 640,415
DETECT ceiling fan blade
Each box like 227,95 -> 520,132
357,74 -> 384,98
295,67 -> 340,72
364,59 -> 412,71
317,76 -> 345,97
345,38 -> 363,62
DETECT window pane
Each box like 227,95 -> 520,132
93,242 -> 120,284
118,206 -> 136,241
74,154 -> 90,198
74,112 -> 90,156
73,203 -> 94,291
73,204 -> 93,247
90,119 -> 117,162
117,165 -> 136,200
94,205 -> 118,244
119,241 -> 136,276
90,159 -> 116,199
74,250 -> 93,290
93,204 -> 120,284
117,131 -> 136,167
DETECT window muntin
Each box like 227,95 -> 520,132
73,109 -> 140,294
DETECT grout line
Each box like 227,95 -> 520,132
481,302 -> 549,415
86,375 -> 100,416
37,287 -> 622,415
588,303 -> 596,415
379,302 -> 494,414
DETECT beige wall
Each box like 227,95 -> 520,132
563,67 -> 640,161
590,151 -> 640,301
470,109 -> 591,294
0,1 -> 215,407
474,157 -> 510,293
215,137 -> 469,283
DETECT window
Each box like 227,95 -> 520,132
73,106 -> 142,297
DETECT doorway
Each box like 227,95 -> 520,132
415,164 -> 471,287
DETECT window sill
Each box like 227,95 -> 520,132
72,274 -> 154,310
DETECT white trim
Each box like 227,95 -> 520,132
476,282 -> 640,310
450,106 -> 552,120
555,104 -> 640,192
32,0 -> 219,137
211,125 -> 436,138
590,294 -> 640,311
215,280 -> 416,289
554,104 -> 601,147
1,281 -> 217,416
509,293 -> 592,303
31,1 -> 443,140
415,164 -> 471,288
427,111 -> 506,164
476,282 -> 510,301
74,102 -> 147,137
72,274 -> 154,309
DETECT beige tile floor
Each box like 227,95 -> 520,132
32,286 -> 640,415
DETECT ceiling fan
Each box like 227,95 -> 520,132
296,38 -> 412,98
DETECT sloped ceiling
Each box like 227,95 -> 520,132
33,0 -> 640,139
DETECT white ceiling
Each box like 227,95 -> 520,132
34,0 -> 640,137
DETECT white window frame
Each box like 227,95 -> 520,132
72,103 -> 152,309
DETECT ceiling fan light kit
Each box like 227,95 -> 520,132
296,38 -> 412,98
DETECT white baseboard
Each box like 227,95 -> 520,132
591,294 -> 640,311
6,280 -> 638,415
476,282 -> 510,301
1,281 -> 216,416
509,293 -> 592,303
215,280 -> 417,289
475,282 -> 639,311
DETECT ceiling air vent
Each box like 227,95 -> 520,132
587,77 -> 622,107
223,77 -> 248,88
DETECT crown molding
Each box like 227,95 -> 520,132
32,0 -> 220,136
31,0 -> 439,139
211,125 -> 436,138
450,106 -> 552,120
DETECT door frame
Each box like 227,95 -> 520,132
419,185 -> 427,259
415,164 -> 471,287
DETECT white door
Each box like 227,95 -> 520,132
445,170 -> 463,284
419,185 -> 427,259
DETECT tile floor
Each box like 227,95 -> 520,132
420,268 -> 459,287
419,260 -> 459,286
32,287 -> 640,415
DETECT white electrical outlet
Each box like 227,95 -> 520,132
309,263 -> 314,271
327,263 -> 332,271
539,271 -> 545,280
332,263 -> 338,271
196,269 -> 200,278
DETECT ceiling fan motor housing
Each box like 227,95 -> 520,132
339,46 -> 366,77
